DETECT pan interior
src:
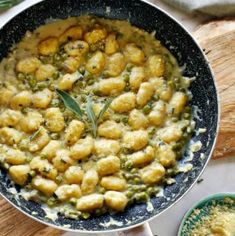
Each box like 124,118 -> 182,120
0,0 -> 218,231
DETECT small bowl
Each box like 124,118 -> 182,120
178,193 -> 235,236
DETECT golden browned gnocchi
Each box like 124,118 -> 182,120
98,120 -> 122,139
70,136 -> 93,160
45,107 -> 65,132
35,64 -> 56,81
19,111 -> 43,133
0,16 -> 193,219
10,91 -> 31,110
105,52 -> 126,77
97,155 -> 120,176
81,169 -> 99,194
0,109 -> 22,127
38,37 -> 59,55
64,119 -> 84,145
95,77 -> 125,96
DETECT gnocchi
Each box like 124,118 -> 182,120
97,155 -> 120,176
0,16 -> 193,218
81,169 -> 99,195
98,120 -> 122,139
45,108 -> 65,132
96,77 -> 125,96
104,191 -> 128,211
64,120 -> 85,145
122,130 -> 148,151
101,176 -> 126,191
111,92 -> 136,113
94,139 -> 120,156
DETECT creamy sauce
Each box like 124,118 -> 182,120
0,15 -> 195,220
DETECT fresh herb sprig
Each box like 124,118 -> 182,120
0,0 -> 22,9
56,89 -> 83,120
56,89 -> 112,138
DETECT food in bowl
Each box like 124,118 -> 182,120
180,195 -> 235,236
0,16 -> 194,219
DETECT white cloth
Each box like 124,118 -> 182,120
162,0 -> 235,16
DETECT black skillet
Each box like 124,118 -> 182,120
0,0 -> 219,234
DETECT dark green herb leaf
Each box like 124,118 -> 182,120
86,96 -> 97,138
56,89 -> 83,119
0,0 -> 22,9
97,99 -> 112,122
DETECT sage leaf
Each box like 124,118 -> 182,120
86,96 -> 97,138
56,89 -> 83,120
97,99 -> 113,122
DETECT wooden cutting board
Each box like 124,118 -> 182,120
193,19 -> 235,159
0,19 -> 234,236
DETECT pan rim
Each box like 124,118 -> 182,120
0,0 -> 220,233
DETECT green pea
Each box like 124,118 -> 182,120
133,177 -> 141,184
147,186 -> 159,196
79,66 -> 86,75
131,185 -> 140,191
81,212 -> 90,219
51,98 -> 60,107
29,170 -> 36,177
166,168 -> 178,177
124,84 -> 130,92
123,74 -> 130,83
28,78 -> 37,88
143,105 -> 151,114
176,150 -> 183,159
87,79 -> 95,85
93,89 -> 102,96
139,185 -> 147,191
2,163 -> 9,170
55,175 -> 63,184
125,160 -> 133,170
17,73 -> 25,81
37,82 -> 48,90
148,128 -> 156,136
167,80 -> 174,88
69,198 -> 77,206
18,84 -> 26,90
102,71 -> 111,78
114,117 -> 121,122
126,64 -> 133,72
134,192 -> 148,203
61,53 -> 68,60
172,142 -> 183,151
184,106 -> 191,113
47,197 -> 57,207
53,71 -> 60,80
152,94 -> 159,101
183,113 -> 191,119
130,168 -> 138,174
125,190 -> 134,198
122,117 -> 128,124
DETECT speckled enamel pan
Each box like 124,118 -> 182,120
178,193 -> 235,236
0,0 -> 219,234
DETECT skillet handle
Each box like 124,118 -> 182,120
117,223 -> 153,236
